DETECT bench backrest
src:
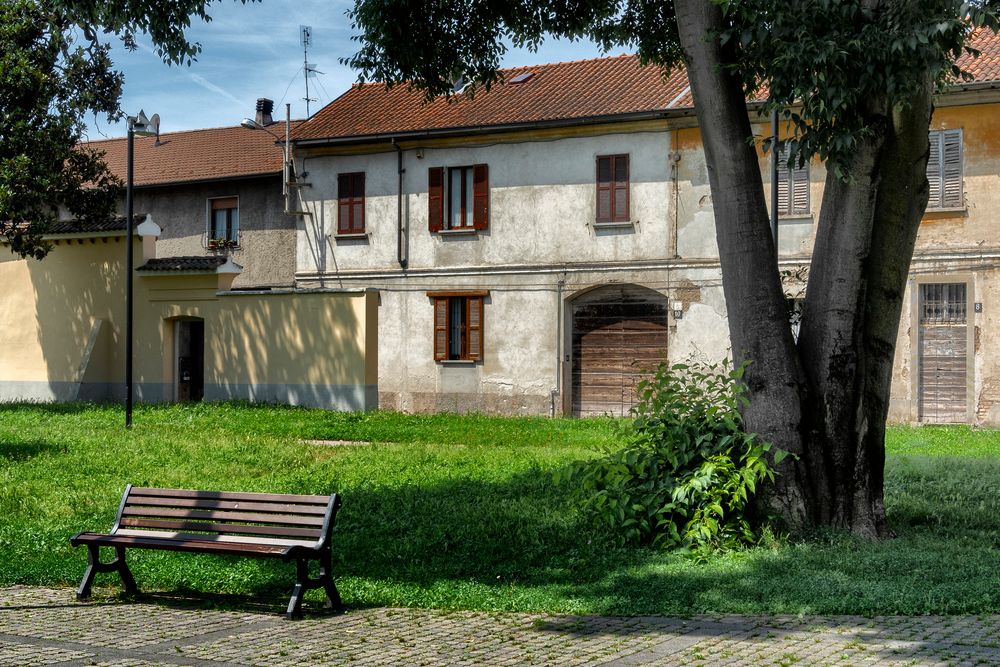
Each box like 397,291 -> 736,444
111,485 -> 341,549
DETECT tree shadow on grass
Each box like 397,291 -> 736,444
70,456 -> 1000,625
0,440 -> 67,461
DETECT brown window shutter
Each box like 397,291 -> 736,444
596,156 -> 612,222
612,155 -> 629,221
433,298 -> 448,361
428,167 -> 444,232
467,297 -> 483,361
337,174 -> 350,233
472,164 -> 489,230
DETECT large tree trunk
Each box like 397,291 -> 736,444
674,0 -> 933,535
674,0 -> 812,526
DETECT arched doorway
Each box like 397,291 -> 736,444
571,284 -> 668,417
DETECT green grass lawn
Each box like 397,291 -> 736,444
1,402 -> 999,616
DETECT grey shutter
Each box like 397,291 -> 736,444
791,158 -> 810,215
776,147 -> 791,215
926,132 -> 942,209
941,129 -> 963,209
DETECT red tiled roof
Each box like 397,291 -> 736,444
79,122 -> 301,187
295,29 -> 1000,144
293,55 -> 692,142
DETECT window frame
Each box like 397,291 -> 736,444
428,290 -> 487,362
207,196 -> 240,246
776,147 -> 810,217
595,154 -> 630,224
447,166 -> 475,230
926,128 -> 964,211
337,172 -> 366,235
428,165 -> 489,233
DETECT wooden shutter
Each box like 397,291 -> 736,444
612,155 -> 629,221
926,132 -> 942,209
596,156 -> 612,221
428,167 -> 444,232
791,158 -> 810,215
941,129 -> 963,209
467,297 -> 483,361
337,174 -> 350,233
211,197 -> 237,210
472,164 -> 489,230
352,173 -> 365,232
433,298 -> 448,360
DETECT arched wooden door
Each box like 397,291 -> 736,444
571,284 -> 668,417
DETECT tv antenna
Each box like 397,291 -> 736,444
300,25 -> 323,117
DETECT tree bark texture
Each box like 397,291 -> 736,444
674,0 -> 933,535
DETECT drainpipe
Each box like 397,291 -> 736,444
551,273 -> 566,417
393,140 -> 408,269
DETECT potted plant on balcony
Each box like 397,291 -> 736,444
207,238 -> 239,255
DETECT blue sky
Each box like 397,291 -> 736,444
88,0 -> 612,139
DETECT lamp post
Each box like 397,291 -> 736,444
125,110 -> 159,428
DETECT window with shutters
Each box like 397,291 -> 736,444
428,291 -> 486,361
596,154 -> 629,223
926,129 -> 964,210
427,165 -> 489,232
207,197 -> 239,245
337,172 -> 366,234
776,147 -> 810,216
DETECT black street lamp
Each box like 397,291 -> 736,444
125,110 -> 159,428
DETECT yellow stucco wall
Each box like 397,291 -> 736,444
0,237 -> 376,409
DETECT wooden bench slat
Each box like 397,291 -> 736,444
120,506 -> 326,527
73,532 -> 290,558
114,529 -> 317,549
118,517 -> 323,540
129,487 -> 331,505
125,495 -> 328,515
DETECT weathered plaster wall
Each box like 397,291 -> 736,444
296,129 -> 673,276
125,175 -> 295,289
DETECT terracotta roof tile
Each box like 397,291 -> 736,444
137,256 -> 228,272
293,55 -> 691,142
80,122 -> 301,187
296,30 -> 1000,143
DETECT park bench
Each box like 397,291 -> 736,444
70,484 -> 343,619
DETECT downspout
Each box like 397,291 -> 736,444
551,273 -> 566,417
392,140 -> 408,269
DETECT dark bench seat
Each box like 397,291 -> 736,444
71,485 -> 343,619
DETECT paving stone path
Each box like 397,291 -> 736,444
2,587 -> 999,666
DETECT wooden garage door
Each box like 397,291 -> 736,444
918,282 -> 968,423
572,285 -> 668,417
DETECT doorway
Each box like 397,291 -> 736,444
918,282 -> 968,423
174,319 -> 205,402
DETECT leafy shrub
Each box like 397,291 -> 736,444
559,359 -> 784,554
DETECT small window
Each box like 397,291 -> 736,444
927,129 -> 963,210
596,155 -> 629,223
428,165 -> 489,232
208,197 -> 239,245
430,293 -> 485,361
337,172 -> 365,234
776,147 -> 810,216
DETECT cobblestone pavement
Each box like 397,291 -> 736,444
2,587 -> 1000,666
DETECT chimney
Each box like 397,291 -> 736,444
255,98 -> 274,126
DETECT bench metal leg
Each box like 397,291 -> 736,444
285,553 -> 341,619
320,550 -> 341,610
286,559 -> 309,620
76,545 -> 139,600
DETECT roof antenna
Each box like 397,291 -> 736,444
300,25 -> 322,117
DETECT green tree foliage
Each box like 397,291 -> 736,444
560,360 -> 782,554
0,0 -> 251,259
